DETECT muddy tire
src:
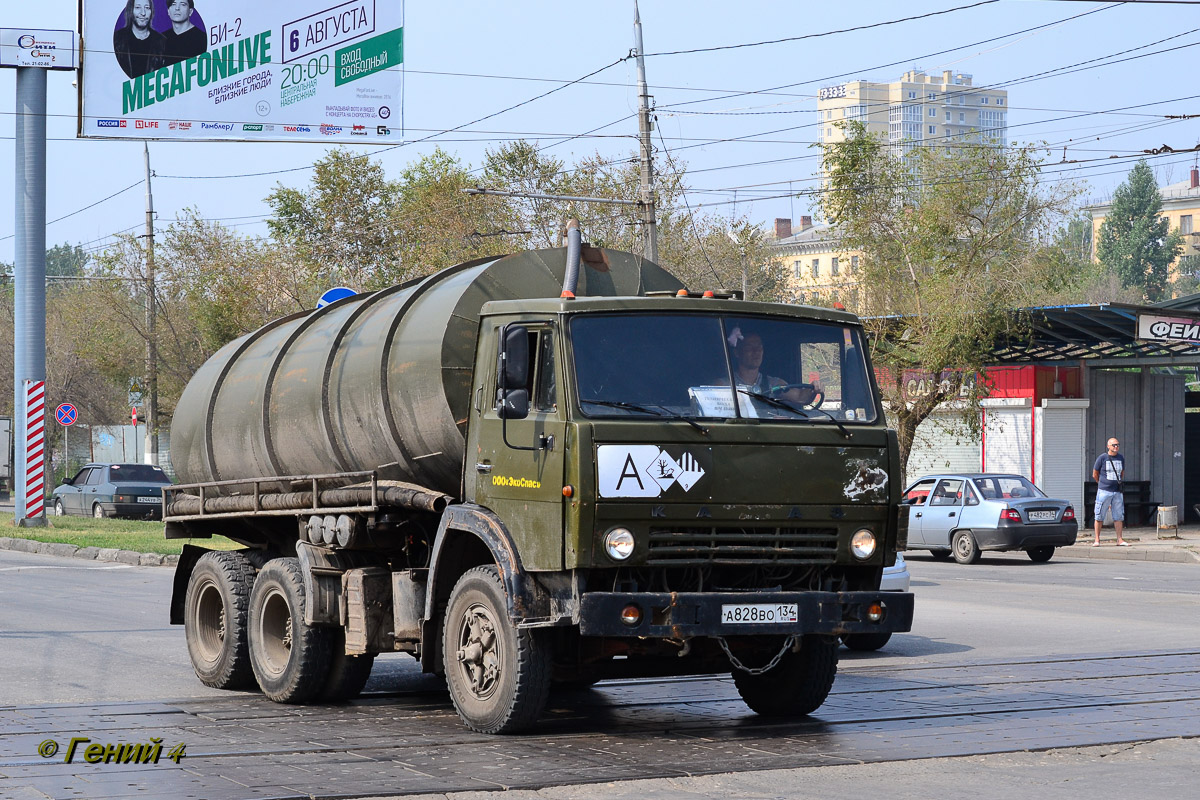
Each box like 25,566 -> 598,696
952,530 -> 982,564
733,634 -> 839,717
320,631 -> 376,701
1027,546 -> 1055,563
248,558 -> 332,703
184,551 -> 258,690
443,565 -> 551,734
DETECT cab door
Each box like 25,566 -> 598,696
470,323 -> 567,571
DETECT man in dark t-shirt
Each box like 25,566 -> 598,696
113,0 -> 166,79
1091,437 -> 1127,546
163,0 -> 207,66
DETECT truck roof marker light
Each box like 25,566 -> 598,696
702,290 -> 714,298
560,290 -> 575,299
562,485 -> 573,498
676,289 -> 689,297
833,301 -> 846,310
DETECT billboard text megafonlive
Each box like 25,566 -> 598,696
80,0 -> 402,142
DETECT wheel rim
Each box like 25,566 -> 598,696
955,534 -> 971,559
192,578 -> 226,666
54,501 -> 63,516
454,602 -> 503,701
93,504 -> 103,518
257,587 -> 293,678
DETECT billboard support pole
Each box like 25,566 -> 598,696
13,66 -> 48,525
143,143 -> 159,466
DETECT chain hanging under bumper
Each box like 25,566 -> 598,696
716,635 -> 798,676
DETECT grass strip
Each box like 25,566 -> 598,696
4,516 -> 239,555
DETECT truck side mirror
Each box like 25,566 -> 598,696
497,325 -> 530,420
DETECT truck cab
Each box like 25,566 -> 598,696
442,296 -> 911,727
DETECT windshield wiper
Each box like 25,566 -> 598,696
736,389 -> 852,438
581,399 -> 709,435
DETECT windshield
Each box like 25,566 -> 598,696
571,313 -> 877,423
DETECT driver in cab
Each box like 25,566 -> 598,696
731,331 -> 818,406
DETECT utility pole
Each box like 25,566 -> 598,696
633,1 -> 658,264
143,143 -> 159,466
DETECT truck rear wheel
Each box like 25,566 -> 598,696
442,565 -> 551,734
733,634 -> 839,717
184,551 -> 258,690
321,631 -> 376,701
248,558 -> 332,703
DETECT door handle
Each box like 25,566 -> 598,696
949,512 -> 956,517
475,463 -> 493,474
914,512 -> 922,518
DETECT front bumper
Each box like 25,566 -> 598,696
579,590 -> 914,638
973,523 -> 1078,551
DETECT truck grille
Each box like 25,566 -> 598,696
647,526 -> 838,566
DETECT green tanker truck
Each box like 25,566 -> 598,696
165,236 -> 913,733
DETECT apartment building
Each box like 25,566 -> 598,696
816,69 -> 1008,150
769,217 -> 860,308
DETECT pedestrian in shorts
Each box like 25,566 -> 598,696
1092,437 -> 1128,546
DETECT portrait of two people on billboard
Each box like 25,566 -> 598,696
113,0 -> 208,79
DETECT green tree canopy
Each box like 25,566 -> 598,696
1096,159 -> 1183,302
817,121 -> 1078,476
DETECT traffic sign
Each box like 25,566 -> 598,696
317,286 -> 357,309
54,403 -> 77,426
132,407 -> 138,426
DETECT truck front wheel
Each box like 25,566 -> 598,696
733,634 -> 839,717
248,558 -> 332,703
442,565 -> 551,734
184,551 -> 258,690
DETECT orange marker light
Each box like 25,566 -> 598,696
702,290 -> 715,298
562,485 -> 574,498
676,289 -> 689,297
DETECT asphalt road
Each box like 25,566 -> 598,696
2,547 -> 1199,799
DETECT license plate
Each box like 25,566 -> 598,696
1028,510 -> 1057,521
136,496 -> 160,504
721,603 -> 798,625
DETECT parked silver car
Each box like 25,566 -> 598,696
841,553 -> 909,651
902,473 -> 1077,564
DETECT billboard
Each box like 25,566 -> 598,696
0,29 -> 78,70
79,1 -> 402,142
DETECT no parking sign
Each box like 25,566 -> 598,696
54,403 -> 77,426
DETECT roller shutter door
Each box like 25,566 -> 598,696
983,405 -> 1033,479
907,410 -> 981,479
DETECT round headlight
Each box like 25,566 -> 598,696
604,528 -> 636,561
851,529 -> 877,560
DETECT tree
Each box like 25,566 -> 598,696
817,121 -> 1078,477
266,147 -> 405,290
1096,159 -> 1183,302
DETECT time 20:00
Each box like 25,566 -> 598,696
281,55 -> 330,89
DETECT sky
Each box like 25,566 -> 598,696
4,0 -> 1200,266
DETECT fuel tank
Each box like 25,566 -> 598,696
169,247 -> 683,494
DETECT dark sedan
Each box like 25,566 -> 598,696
52,463 -> 172,519
902,473 -> 1078,564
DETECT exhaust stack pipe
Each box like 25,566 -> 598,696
561,219 -> 581,298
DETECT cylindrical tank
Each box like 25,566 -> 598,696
170,247 -> 683,495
